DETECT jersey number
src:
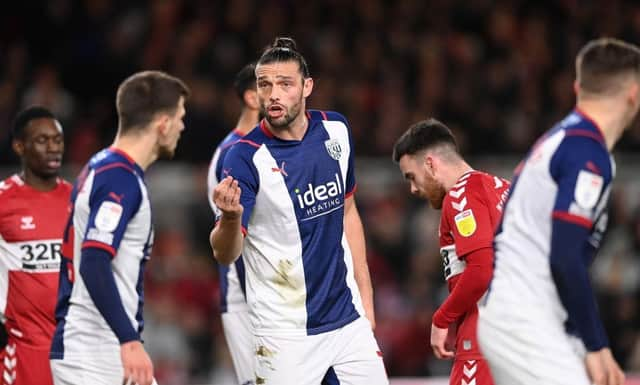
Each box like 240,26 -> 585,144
20,242 -> 62,262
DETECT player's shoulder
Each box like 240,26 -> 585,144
452,171 -> 489,192
443,171 -> 505,209
218,129 -> 245,150
552,128 -> 611,179
467,171 -> 509,190
87,150 -> 143,191
0,174 -> 22,200
225,126 -> 265,157
308,109 -> 348,125
58,178 -> 73,194
554,110 -> 608,155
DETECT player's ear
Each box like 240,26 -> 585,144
573,80 -> 580,96
12,139 -> 25,157
244,89 -> 259,110
423,153 -> 436,176
303,77 -> 313,98
155,114 -> 171,137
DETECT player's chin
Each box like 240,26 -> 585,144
36,166 -> 60,178
266,115 -> 289,127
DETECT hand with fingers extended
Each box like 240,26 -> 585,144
121,340 -> 154,385
213,176 -> 244,220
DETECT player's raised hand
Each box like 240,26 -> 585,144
121,340 -> 154,385
586,348 -> 625,385
213,176 -> 243,220
430,323 -> 455,359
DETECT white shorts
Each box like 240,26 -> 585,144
478,299 -> 591,385
222,310 -> 254,385
254,317 -> 388,385
50,353 -> 158,385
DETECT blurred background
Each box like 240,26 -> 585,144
1,0 -> 640,384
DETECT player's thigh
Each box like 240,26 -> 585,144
222,311 -> 254,385
254,333 -> 332,385
331,317 -> 388,385
10,342 -> 53,385
450,359 -> 494,385
50,354 -> 124,385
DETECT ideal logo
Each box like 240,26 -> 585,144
294,173 -> 344,219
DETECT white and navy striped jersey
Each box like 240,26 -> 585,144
207,129 -> 248,314
51,148 -> 153,358
221,110 -> 364,336
488,109 -> 613,350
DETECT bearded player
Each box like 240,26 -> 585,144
393,119 -> 508,385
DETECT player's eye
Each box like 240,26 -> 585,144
34,136 -> 47,144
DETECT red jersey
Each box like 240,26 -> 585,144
0,174 -> 72,347
438,170 -> 509,361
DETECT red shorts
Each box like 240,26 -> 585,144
1,340 -> 53,385
450,359 -> 494,385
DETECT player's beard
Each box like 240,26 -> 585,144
261,97 -> 303,129
428,185 -> 447,210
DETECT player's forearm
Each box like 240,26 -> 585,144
433,247 -> 493,328
210,216 -> 244,265
550,219 -> 608,351
344,199 -> 375,327
79,248 -> 140,343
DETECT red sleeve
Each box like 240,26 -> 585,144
445,181 -> 494,257
432,247 -> 493,328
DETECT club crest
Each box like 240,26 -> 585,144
324,139 -> 342,160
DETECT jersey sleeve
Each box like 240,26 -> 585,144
221,144 -> 260,232
326,111 -> 356,195
445,180 -> 495,258
207,147 -> 223,214
550,136 -> 611,227
547,135 -> 612,351
83,166 -> 143,257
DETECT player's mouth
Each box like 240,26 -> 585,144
46,157 -> 62,169
267,104 -> 285,119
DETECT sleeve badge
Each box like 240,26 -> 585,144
454,209 -> 477,237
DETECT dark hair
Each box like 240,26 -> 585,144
257,37 -> 310,78
233,63 -> 256,101
12,106 -> 56,140
392,119 -> 459,163
116,70 -> 190,133
576,38 -> 640,95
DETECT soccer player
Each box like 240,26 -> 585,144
478,38 -> 640,385
207,63 -> 260,385
49,71 -> 189,385
392,119 -> 507,385
210,37 -> 387,385
0,106 -> 71,385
